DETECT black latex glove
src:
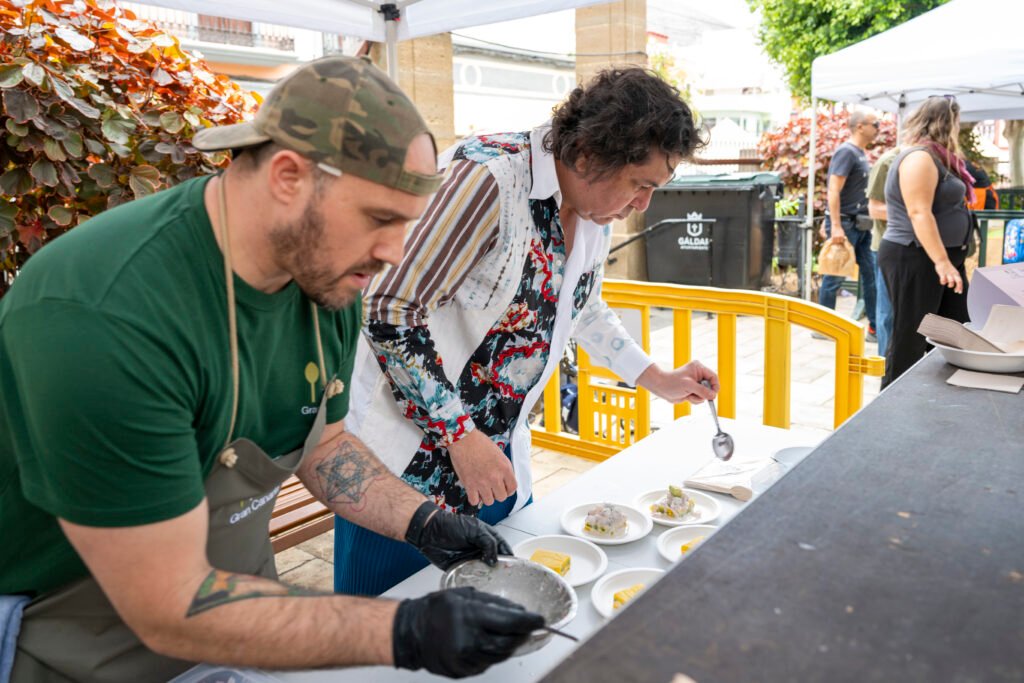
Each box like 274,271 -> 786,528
405,502 -> 513,570
393,586 -> 545,679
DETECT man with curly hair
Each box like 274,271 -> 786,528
336,67 -> 721,595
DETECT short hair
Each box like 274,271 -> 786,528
231,140 -> 284,170
848,110 -> 870,131
544,67 -> 707,179
230,140 -> 331,194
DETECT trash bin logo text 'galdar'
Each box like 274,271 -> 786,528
678,211 -> 710,251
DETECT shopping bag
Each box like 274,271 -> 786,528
817,239 -> 857,279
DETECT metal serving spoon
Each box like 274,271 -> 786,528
701,380 -> 734,461
541,625 -> 579,642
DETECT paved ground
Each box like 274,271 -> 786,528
278,292 -> 879,591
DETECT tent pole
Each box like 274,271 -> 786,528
803,97 -> 817,301
896,93 -> 906,143
381,3 -> 400,84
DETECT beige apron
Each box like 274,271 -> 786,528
12,177 -> 340,683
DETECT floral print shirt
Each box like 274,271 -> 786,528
364,133 -> 595,512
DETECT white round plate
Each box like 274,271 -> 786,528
634,487 -> 721,526
559,502 -> 653,546
591,567 -> 665,619
772,446 -> 814,468
513,534 -> 608,587
656,524 -> 718,563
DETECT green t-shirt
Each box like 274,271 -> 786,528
0,176 -> 360,596
868,147 -> 900,251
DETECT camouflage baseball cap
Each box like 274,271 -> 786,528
193,55 -> 443,196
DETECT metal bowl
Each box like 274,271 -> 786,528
440,556 -> 578,655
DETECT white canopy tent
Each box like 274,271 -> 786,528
801,0 -> 1024,298
126,0 -> 607,81
812,0 -> 1024,122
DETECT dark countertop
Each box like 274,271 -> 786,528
541,352 -> 1024,683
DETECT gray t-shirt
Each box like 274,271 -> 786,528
828,141 -> 870,216
882,146 -> 970,248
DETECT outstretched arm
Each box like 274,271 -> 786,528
61,502 -> 398,669
574,275 -> 718,404
62,498 -> 534,675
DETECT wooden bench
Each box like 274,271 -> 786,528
269,476 -> 333,553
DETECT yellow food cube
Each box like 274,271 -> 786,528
612,583 -> 645,610
530,549 -> 571,576
680,536 -> 706,554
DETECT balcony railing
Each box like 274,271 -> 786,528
122,3 -> 295,53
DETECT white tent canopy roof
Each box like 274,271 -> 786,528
811,0 -> 1024,121
130,0 -> 604,44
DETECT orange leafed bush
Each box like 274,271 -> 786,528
758,108 -> 897,213
0,0 -> 261,295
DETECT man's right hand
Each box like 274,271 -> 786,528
830,225 -> 847,243
448,430 -> 517,507
392,587 -> 545,679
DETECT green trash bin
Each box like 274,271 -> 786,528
643,172 -> 781,290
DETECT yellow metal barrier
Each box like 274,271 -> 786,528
531,279 -> 885,461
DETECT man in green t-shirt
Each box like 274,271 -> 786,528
0,56 -> 541,682
867,146 -> 899,356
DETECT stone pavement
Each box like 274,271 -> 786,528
278,291 -> 879,591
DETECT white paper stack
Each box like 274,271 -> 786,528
684,457 -> 784,502
946,369 -> 1024,394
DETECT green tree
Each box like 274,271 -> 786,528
747,0 -> 949,102
758,108 -> 897,212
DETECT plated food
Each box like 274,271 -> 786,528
529,549 -> 571,576
560,502 -> 652,546
583,503 -> 628,539
612,583 -> 644,610
513,534 -> 608,587
591,568 -> 665,619
635,487 -> 721,527
649,485 -> 695,520
656,524 -> 719,563
680,536 -> 705,553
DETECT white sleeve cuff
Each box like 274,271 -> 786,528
609,341 -> 654,386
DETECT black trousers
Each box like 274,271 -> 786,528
877,240 -> 969,388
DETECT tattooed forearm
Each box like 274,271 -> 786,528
299,427 -> 426,540
312,434 -> 388,510
185,569 -> 320,618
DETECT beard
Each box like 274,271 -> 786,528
268,199 -> 384,311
